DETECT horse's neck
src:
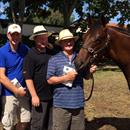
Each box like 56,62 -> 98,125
108,28 -> 130,63
108,28 -> 130,89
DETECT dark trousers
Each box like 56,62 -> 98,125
31,100 -> 52,130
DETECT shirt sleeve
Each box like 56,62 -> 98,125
46,57 -> 56,80
23,53 -> 35,79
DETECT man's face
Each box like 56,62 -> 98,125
60,38 -> 75,52
34,34 -> 48,49
7,32 -> 21,45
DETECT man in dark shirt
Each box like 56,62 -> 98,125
23,25 -> 53,130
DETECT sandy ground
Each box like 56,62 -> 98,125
84,70 -> 130,130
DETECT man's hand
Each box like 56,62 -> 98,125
65,69 -> 78,81
16,87 -> 26,97
32,95 -> 40,107
90,65 -> 97,73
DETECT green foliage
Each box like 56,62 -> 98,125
48,0 -> 83,27
115,1 -> 130,24
0,34 -> 6,47
0,0 -> 130,26
81,0 -> 130,24
41,9 -> 64,25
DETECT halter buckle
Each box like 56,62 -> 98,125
88,47 -> 94,54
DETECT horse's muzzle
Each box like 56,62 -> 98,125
74,59 -> 82,72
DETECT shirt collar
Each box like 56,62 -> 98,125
6,41 -> 12,52
61,51 -> 77,61
6,41 -> 21,53
32,47 -> 46,55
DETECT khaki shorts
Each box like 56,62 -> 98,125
2,95 -> 31,130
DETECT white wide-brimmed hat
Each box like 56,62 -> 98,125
29,25 -> 49,40
57,29 -> 78,44
7,24 -> 21,34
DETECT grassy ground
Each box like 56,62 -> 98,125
0,67 -> 130,130
84,67 -> 130,130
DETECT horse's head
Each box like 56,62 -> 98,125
75,16 -> 110,73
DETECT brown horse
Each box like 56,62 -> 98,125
75,16 -> 130,89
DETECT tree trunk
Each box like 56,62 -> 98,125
63,0 -> 78,27
18,0 -> 25,27
10,0 -> 16,23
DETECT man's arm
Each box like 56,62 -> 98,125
25,79 -> 40,107
47,70 -> 77,85
23,53 -> 40,106
0,67 -> 26,96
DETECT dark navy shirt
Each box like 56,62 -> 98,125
0,42 -> 29,96
47,51 -> 84,109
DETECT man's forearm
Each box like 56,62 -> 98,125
25,79 -> 38,97
0,76 -> 18,95
47,75 -> 68,85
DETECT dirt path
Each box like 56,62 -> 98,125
84,70 -> 130,130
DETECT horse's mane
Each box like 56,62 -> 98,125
106,23 -> 130,36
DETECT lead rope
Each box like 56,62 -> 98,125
84,74 -> 94,101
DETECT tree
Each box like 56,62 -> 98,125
1,0 -> 25,26
48,0 -> 84,27
0,0 -> 83,27
43,9 -> 64,26
82,0 -> 130,24
0,0 -> 64,26
0,0 -> 130,27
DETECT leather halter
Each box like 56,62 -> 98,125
81,33 -> 111,64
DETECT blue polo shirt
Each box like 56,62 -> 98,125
0,42 -> 29,96
47,51 -> 84,109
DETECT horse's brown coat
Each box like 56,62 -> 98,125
75,18 -> 130,89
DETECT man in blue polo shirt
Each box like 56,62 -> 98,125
0,24 -> 31,130
47,29 -> 96,130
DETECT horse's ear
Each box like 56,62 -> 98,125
87,13 -> 93,28
101,15 -> 107,27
